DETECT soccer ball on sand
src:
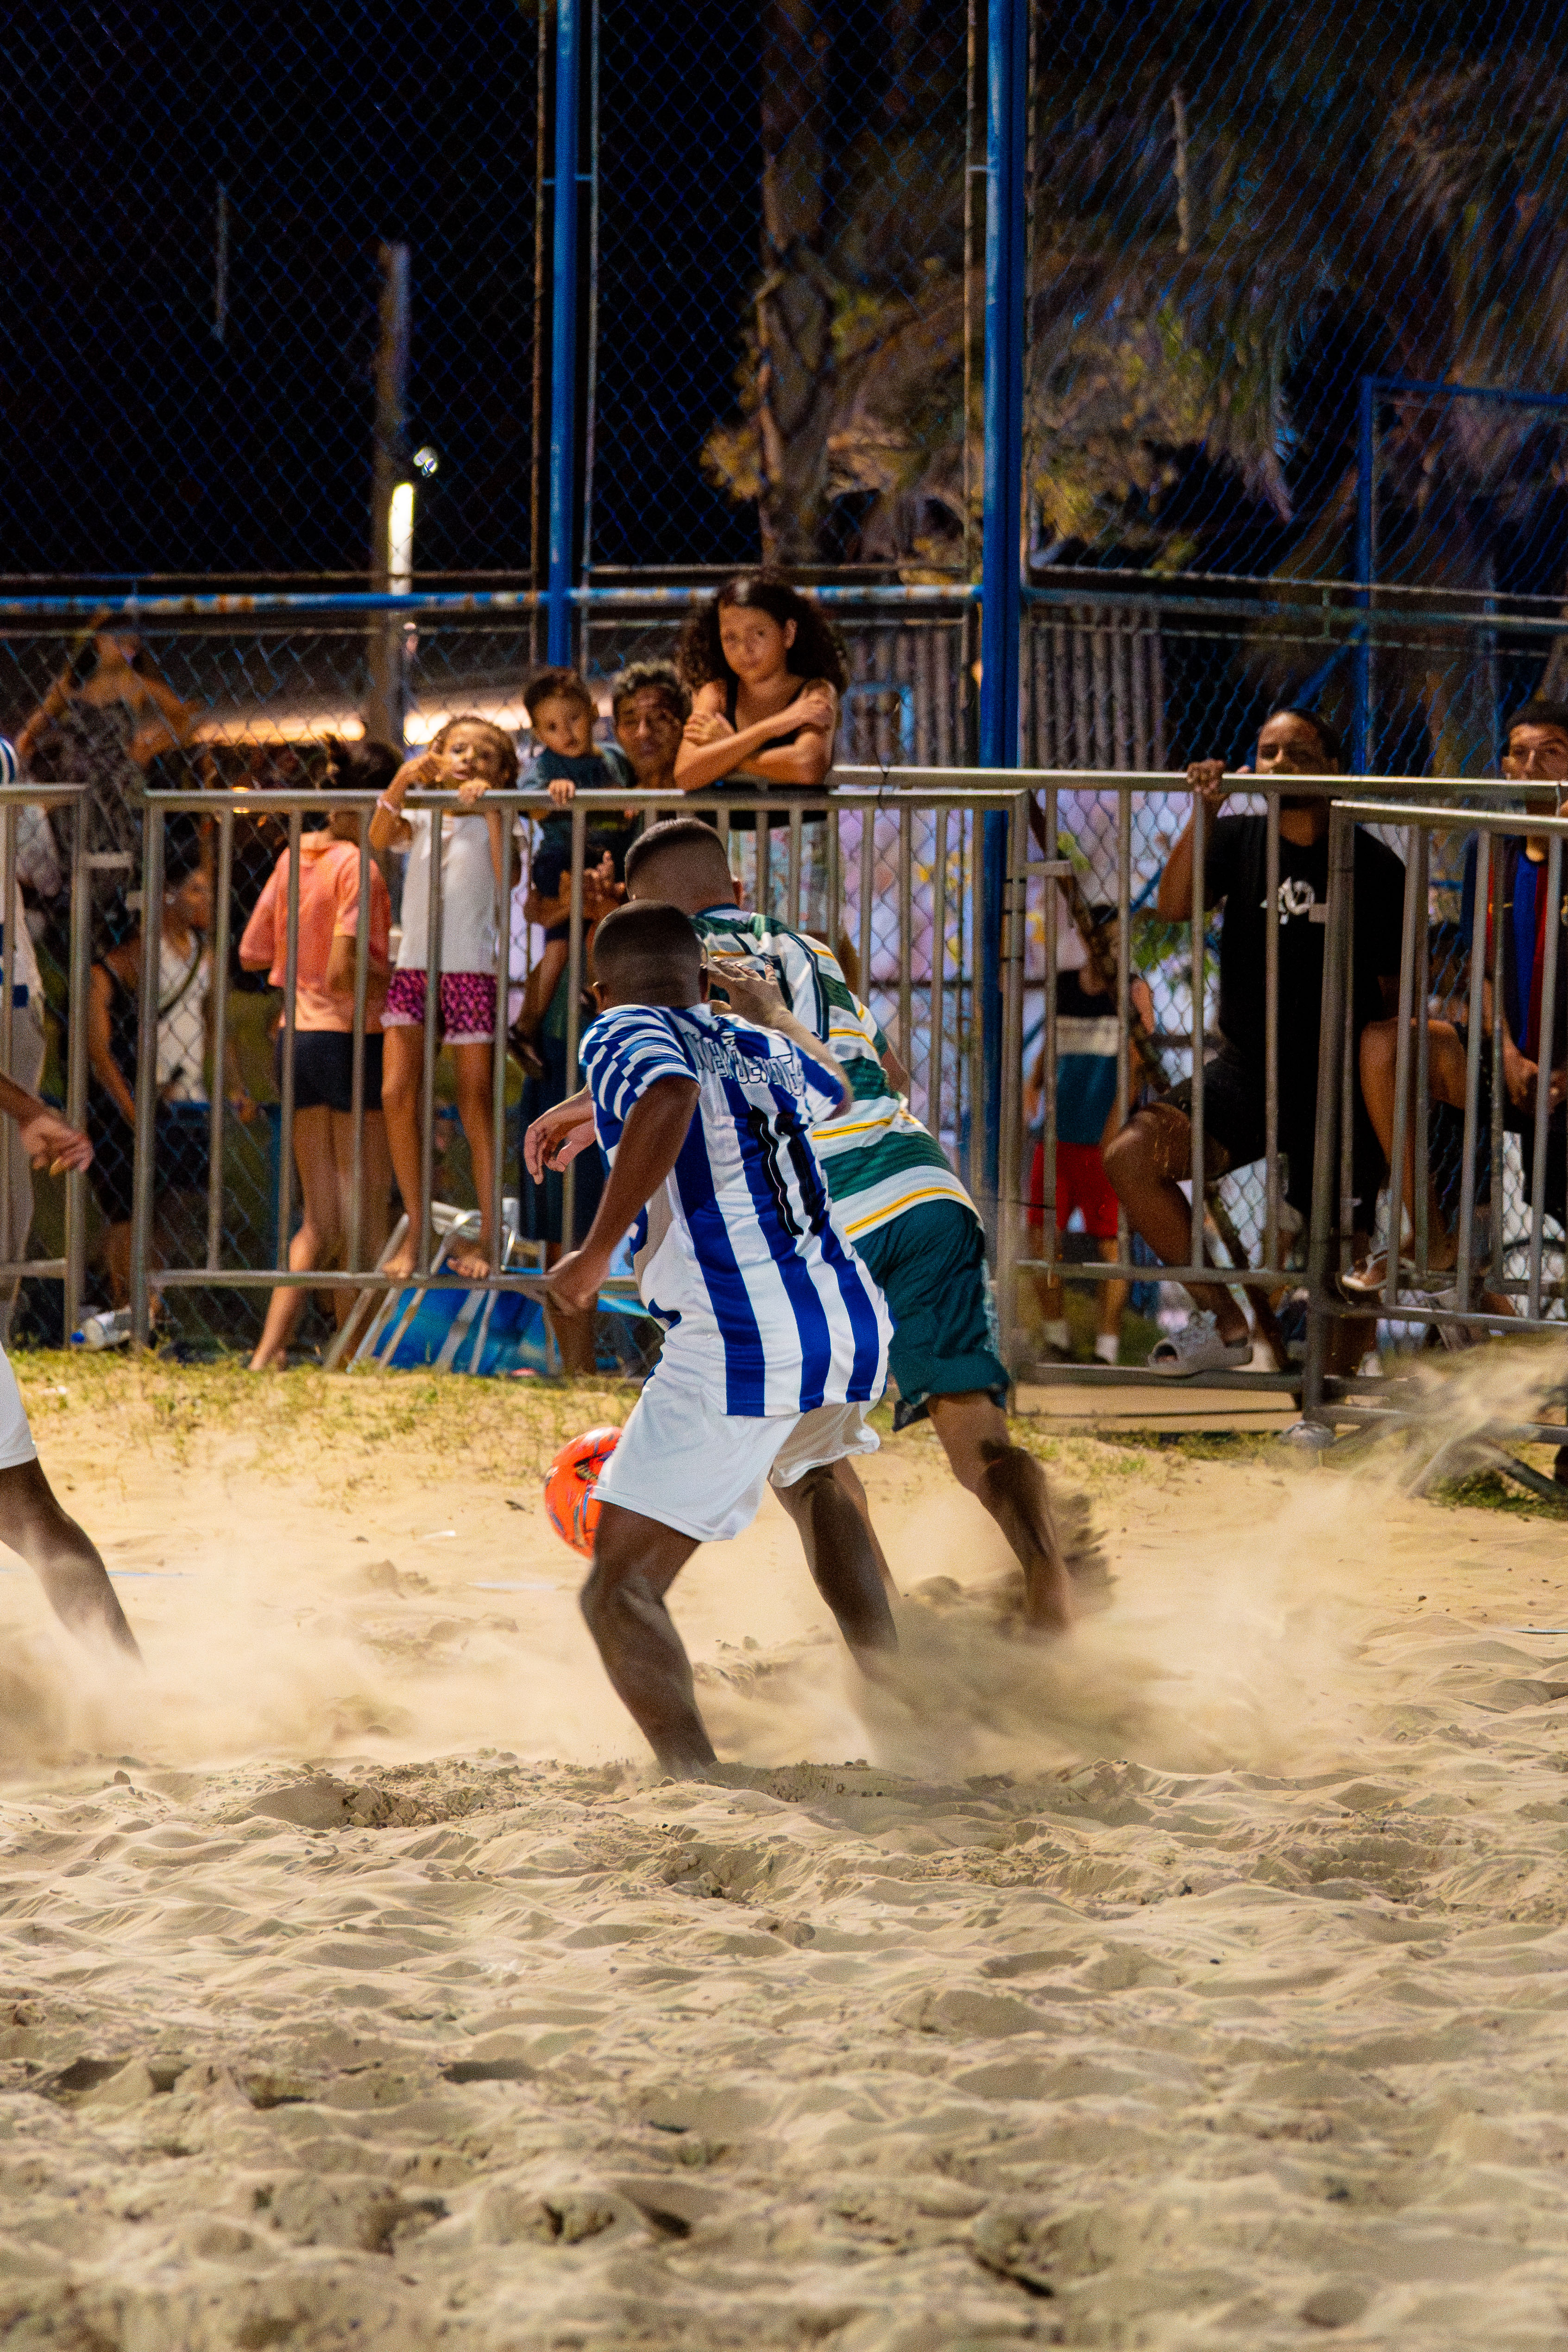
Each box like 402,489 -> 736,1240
543,1425 -> 621,1556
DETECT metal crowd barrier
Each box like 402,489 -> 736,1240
123,782 -> 1031,1356
0,786 -> 91,1324
13,766 -> 1559,1424
1304,796 -> 1568,1442
1014,768 -> 1543,1405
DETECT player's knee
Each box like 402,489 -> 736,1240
778,1462 -> 833,1519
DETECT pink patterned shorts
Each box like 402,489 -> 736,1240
383,968 -> 497,1047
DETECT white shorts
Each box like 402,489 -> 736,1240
592,1369 -> 878,1545
0,1344 -> 37,1473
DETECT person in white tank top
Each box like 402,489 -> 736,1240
368,716 -> 516,1280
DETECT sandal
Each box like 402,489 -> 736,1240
1337,1253 -> 1414,1301
1146,1317 -> 1252,1377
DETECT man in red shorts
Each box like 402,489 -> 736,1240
1026,927 -> 1152,1365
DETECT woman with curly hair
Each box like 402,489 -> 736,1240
673,574 -> 846,800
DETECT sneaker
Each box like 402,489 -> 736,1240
1146,1315 -> 1253,1377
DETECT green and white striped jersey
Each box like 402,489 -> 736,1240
691,902 -> 977,1243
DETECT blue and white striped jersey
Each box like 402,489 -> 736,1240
579,1002 -> 890,1417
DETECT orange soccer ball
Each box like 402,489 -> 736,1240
543,1425 -> 621,1556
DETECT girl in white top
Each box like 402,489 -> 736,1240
368,716 -> 516,1280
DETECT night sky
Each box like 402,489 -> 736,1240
3,0 -> 763,580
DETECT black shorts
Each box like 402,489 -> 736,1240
87,1100 -> 210,1226
1164,1044 -> 1381,1228
274,1031 -> 384,1116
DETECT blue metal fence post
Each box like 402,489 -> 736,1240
978,0 -> 1027,1204
547,0 -> 581,667
1351,374 -> 1374,774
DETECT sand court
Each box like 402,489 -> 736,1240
0,1356 -> 1567,2347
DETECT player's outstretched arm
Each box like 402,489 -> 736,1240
523,1085 -> 594,1179
704,957 -> 850,1111
547,1076 -> 699,1313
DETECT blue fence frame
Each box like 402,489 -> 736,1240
1352,375 -> 1568,774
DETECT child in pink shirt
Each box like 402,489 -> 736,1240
239,809 -> 394,1368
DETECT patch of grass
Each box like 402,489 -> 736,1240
1431,1466 -> 1568,1521
7,1349 -> 645,1489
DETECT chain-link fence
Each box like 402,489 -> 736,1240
11,4 -> 1568,601
6,1 -> 539,582
11,2 -> 1568,1382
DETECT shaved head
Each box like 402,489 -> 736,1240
623,817 -> 738,916
591,900 -> 705,1008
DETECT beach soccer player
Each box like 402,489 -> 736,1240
529,814 -> 1075,1632
544,900 -> 893,1775
0,1075 -> 138,1658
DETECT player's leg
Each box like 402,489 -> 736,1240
582,1371 -> 796,1771
771,1407 -> 897,1658
579,1505 -> 708,1772
0,1460 -> 139,1658
828,1457 -> 897,1595
859,1200 -> 1073,1633
0,1348 -> 138,1657
926,1392 -> 1072,1634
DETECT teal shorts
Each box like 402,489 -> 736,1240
854,1198 -> 1009,1431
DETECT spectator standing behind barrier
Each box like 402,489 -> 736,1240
1026,917 -> 1155,1367
515,667 -> 639,1071
0,806 -> 63,1340
239,808 -> 394,1371
611,659 -> 688,795
1351,699 -> 1568,1324
1104,707 -> 1405,1375
85,826 -> 256,1312
16,624 -> 197,942
514,663 -> 688,1371
514,663 -> 688,1070
369,716 -> 515,1283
